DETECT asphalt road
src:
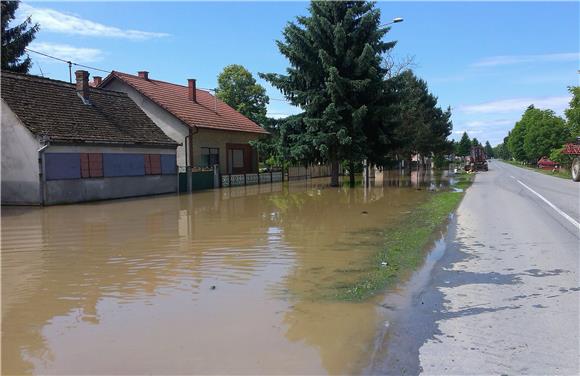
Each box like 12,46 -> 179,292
371,160 -> 579,375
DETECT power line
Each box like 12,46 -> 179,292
25,48 -> 111,83
24,47 -> 293,104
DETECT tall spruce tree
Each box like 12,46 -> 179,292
1,1 -> 39,73
484,141 -> 494,158
391,70 -> 452,166
261,1 -> 395,186
457,132 -> 471,156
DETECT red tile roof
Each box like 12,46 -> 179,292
101,71 -> 269,135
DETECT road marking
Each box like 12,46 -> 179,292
510,175 -> 515,179
516,179 -> 580,230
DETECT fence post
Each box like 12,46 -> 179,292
213,164 -> 220,188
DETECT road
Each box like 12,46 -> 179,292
371,160 -> 579,375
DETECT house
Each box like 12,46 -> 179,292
98,71 -> 269,175
1,70 -> 178,205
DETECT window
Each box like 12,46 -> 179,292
200,147 -> 219,168
80,153 -> 103,178
144,154 -> 161,175
232,149 -> 244,168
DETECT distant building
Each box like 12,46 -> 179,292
98,71 -> 269,175
1,70 -> 178,205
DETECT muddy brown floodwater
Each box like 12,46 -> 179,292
2,171 -> 453,375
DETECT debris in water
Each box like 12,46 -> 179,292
361,211 -> 368,215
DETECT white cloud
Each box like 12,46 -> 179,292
453,130 -> 483,135
464,119 -> 515,128
457,96 -> 571,114
19,3 -> 169,40
29,42 -> 104,63
473,52 -> 579,67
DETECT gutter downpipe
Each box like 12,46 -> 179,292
37,141 -> 50,206
185,126 -> 199,194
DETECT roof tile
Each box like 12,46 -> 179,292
104,71 -> 269,135
1,71 -> 177,147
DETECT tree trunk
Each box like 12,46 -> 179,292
330,159 -> 339,187
349,160 -> 355,187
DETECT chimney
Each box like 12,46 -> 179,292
93,76 -> 102,86
188,79 -> 196,102
75,70 -> 90,103
138,71 -> 149,80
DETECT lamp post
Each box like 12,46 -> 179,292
381,17 -> 404,27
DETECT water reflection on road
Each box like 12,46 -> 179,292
2,170 -> 452,374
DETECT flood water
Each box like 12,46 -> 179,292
2,171 -> 453,375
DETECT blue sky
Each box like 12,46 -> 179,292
17,1 -> 579,146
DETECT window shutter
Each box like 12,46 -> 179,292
88,153 -> 103,178
150,154 -> 161,175
80,153 -> 90,178
144,154 -> 152,175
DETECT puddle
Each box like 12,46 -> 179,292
2,171 -> 454,374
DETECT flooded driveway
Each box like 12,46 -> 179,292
2,172 -> 451,375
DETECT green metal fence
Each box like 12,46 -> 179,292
179,171 -> 215,193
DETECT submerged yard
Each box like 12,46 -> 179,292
1,170 -> 469,375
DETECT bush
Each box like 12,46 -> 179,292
549,146 -> 574,168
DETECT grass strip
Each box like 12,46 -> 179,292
332,172 -> 474,301
503,159 -> 572,180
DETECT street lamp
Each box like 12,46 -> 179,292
381,17 -> 404,27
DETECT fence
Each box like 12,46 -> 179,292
287,164 -> 340,181
178,169 -> 214,193
221,171 -> 283,187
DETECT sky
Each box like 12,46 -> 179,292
15,1 -> 580,146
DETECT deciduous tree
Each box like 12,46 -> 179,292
216,64 -> 269,125
523,108 -> 568,162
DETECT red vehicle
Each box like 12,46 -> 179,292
537,156 -> 558,170
563,139 -> 580,182
464,145 -> 488,172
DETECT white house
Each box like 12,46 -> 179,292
1,70 -> 178,205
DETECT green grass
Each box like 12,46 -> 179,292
331,173 -> 474,301
503,159 -> 572,180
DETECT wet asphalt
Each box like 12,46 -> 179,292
370,160 -> 579,375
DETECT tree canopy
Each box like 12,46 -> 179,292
456,132 -> 471,156
1,1 -> 38,73
390,70 -> 452,162
216,64 -> 269,125
484,141 -> 494,158
522,108 -> 568,161
564,86 -> 580,138
260,1 -> 395,185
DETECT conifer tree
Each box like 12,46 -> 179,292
1,1 -> 39,73
457,132 -> 472,157
261,1 -> 395,186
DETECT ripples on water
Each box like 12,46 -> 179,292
2,170 -> 453,375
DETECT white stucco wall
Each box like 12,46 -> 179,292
1,100 -> 41,205
104,80 -> 190,167
102,79 -> 264,173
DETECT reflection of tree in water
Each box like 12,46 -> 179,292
1,190 -> 280,374
270,178 -> 433,374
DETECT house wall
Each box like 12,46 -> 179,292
42,145 -> 177,205
103,79 -> 263,174
191,128 -> 261,174
1,100 -> 41,205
